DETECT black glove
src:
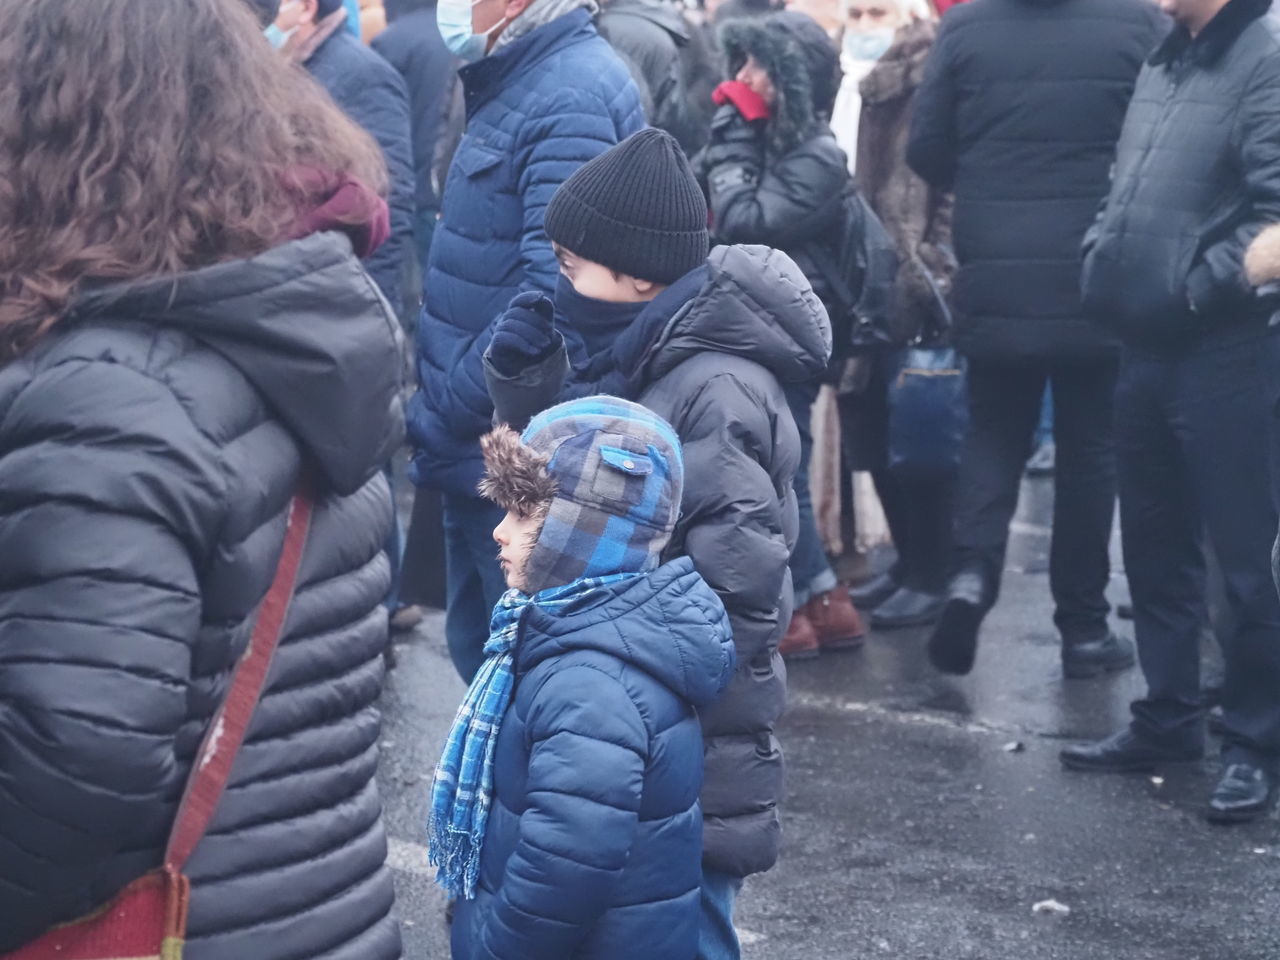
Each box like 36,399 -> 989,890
488,292 -> 558,378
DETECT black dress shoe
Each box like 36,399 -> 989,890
1060,727 -> 1203,773
1207,763 -> 1277,824
1062,632 -> 1136,679
927,569 -> 990,675
872,587 -> 944,630
850,571 -> 899,610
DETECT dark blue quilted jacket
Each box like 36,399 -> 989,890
451,558 -> 734,960
407,9 -> 645,495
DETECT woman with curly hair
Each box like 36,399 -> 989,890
0,0 -> 405,956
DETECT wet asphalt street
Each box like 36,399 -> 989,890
376,476 -> 1280,960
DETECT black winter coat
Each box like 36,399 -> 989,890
0,234 -> 405,959
1082,0 -> 1280,348
700,12 -> 848,359
373,8 -> 459,219
598,0 -> 711,155
485,245 -> 832,876
907,0 -> 1166,361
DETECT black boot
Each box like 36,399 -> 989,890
927,567 -> 991,676
1061,631 -> 1136,679
872,587 -> 944,630
1207,762 -> 1278,824
850,570 -> 899,610
1060,727 -> 1203,773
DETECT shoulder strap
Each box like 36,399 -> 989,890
164,487 -> 315,872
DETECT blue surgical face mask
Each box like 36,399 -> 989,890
437,0 -> 507,62
844,26 -> 895,62
264,0 -> 302,50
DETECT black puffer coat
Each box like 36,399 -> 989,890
1082,0 -> 1280,348
485,245 -> 832,876
699,12 -> 848,350
0,233 -> 404,959
906,0 -> 1166,361
598,0 -> 710,155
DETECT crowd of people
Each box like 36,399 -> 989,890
1,0 -> 1279,957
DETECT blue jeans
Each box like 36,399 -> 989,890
785,383 -> 837,605
383,466 -> 404,611
443,493 -> 508,682
697,869 -> 744,960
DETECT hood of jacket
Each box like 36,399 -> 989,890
860,18 -> 936,105
615,244 -> 831,386
601,0 -> 691,43
721,11 -> 842,155
519,557 -> 736,707
67,232 -> 404,496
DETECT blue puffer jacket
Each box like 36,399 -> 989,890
306,26 -> 415,317
451,559 -> 735,960
407,9 -> 645,495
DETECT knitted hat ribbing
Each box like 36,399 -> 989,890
544,128 -> 709,285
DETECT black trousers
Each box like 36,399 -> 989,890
952,358 -> 1119,640
1117,330 -> 1280,765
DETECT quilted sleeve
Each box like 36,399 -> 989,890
474,666 -> 646,960
906,19 -> 959,191
0,359 -> 224,950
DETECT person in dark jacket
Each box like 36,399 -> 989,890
407,0 -> 644,684
1062,0 -> 1280,825
598,0 -> 712,154
906,0 -> 1165,679
839,6 -> 959,630
269,0 -> 415,318
699,10 -> 867,660
374,0 -> 459,269
0,1 -> 403,956
481,129 -> 831,960
434,398 -> 734,960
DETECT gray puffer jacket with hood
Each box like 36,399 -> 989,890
0,233 -> 404,959
485,244 -> 831,877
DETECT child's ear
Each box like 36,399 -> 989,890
630,277 -> 660,298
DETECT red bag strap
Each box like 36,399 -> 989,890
164,488 -> 315,872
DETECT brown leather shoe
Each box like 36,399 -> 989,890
779,611 -> 821,661
807,589 -> 867,651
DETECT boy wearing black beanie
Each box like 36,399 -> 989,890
483,126 -> 832,960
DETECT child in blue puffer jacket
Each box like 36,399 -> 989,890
429,395 -> 735,960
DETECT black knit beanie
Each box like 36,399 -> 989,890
544,128 -> 709,285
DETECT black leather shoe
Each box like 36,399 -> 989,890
1062,632 -> 1136,679
850,571 -> 899,610
927,569 -> 990,675
1207,763 -> 1277,824
872,587 -> 944,630
1060,727 -> 1203,773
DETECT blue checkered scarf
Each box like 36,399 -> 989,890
428,572 -> 638,900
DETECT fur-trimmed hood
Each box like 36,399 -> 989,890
1245,224 -> 1280,287
721,11 -> 842,155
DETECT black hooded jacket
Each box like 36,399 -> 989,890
696,11 -> 849,329
1081,0 -> 1280,349
907,0 -> 1166,361
484,245 -> 832,877
598,0 -> 714,155
0,234 -> 404,959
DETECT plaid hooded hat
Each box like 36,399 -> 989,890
479,396 -> 684,594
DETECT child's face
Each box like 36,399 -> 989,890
493,509 -> 544,593
554,244 -> 665,304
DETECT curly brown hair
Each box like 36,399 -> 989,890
0,0 -> 388,362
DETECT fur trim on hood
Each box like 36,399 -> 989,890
478,424 -> 558,516
1245,224 -> 1280,287
721,11 -> 841,155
